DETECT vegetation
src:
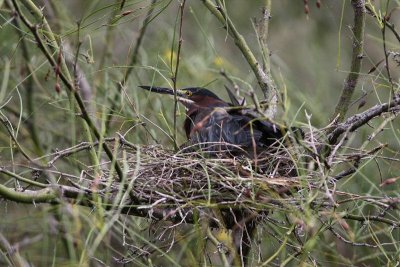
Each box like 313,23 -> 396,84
0,0 -> 399,266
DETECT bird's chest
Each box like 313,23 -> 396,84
184,108 -> 226,138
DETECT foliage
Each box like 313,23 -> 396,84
0,0 -> 399,266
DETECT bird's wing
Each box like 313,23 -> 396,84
224,85 -> 246,107
234,109 -> 285,142
189,108 -> 263,150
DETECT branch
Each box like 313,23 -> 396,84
328,94 -> 400,145
254,1 -> 272,74
0,233 -> 30,267
0,184 -> 57,203
172,0 -> 187,150
0,181 -> 226,229
0,113 -> 39,166
202,0 -> 278,117
381,1 -> 394,91
342,213 -> 399,227
365,5 -> 400,44
105,0 -> 157,133
11,0 -> 124,181
331,0 -> 366,124
0,168 -> 48,188
5,0 -> 44,156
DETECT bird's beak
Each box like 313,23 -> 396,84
139,86 -> 194,106
139,86 -> 185,97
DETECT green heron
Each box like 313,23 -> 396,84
139,85 -> 298,263
139,86 -> 293,157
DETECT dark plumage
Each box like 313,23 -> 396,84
139,86 -> 292,156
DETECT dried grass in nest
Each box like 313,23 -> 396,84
86,142 -> 310,211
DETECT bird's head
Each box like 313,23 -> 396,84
139,86 -> 228,109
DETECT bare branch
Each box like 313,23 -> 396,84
202,0 -> 278,117
0,233 -> 30,267
172,0 -> 187,150
11,0 -> 124,181
328,94 -> 400,145
331,0 -> 366,124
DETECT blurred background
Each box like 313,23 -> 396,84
0,0 -> 399,266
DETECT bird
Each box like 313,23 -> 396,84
139,86 -> 299,263
139,86 -> 295,158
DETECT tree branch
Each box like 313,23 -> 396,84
331,0 -> 366,124
6,0 -> 44,156
254,0 -> 272,74
11,0 -> 125,181
0,233 -> 30,267
172,0 -> 187,150
202,0 -> 278,117
328,94 -> 400,145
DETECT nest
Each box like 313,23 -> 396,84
75,140 -> 316,213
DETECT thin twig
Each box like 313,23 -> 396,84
365,5 -> 400,44
172,0 -> 186,150
0,168 -> 48,188
11,0 -> 124,181
0,113 -> 40,166
105,0 -> 157,133
6,1 -> 44,155
381,0 -> 394,93
0,233 -> 30,267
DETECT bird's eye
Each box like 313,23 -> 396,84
186,91 -> 193,97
